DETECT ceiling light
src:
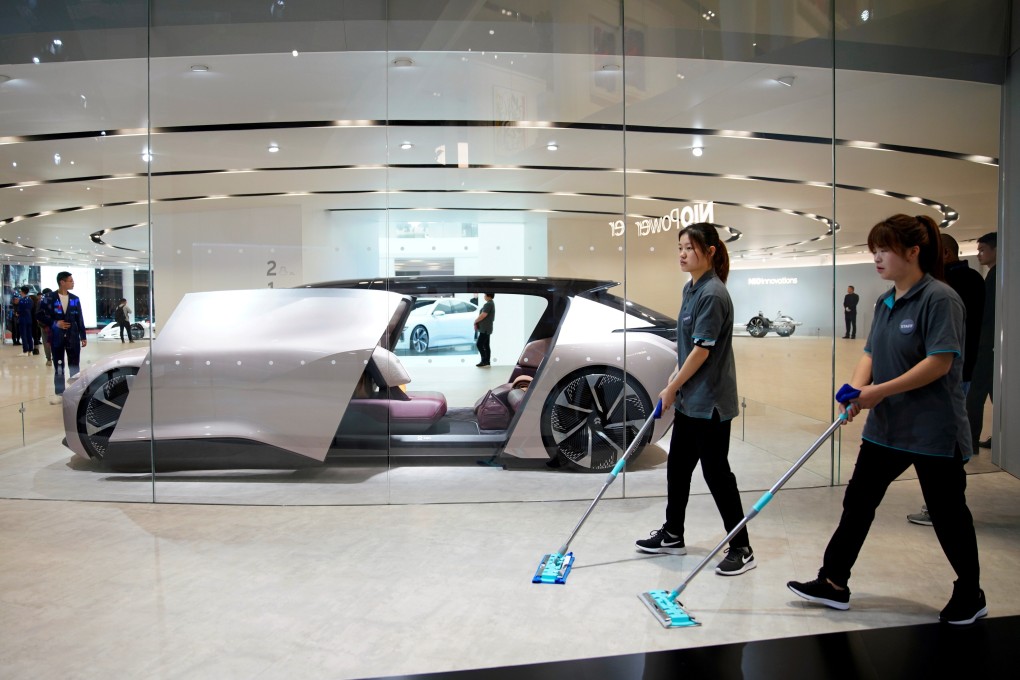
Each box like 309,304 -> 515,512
267,143 -> 280,153
775,75 -> 795,87
861,9 -> 871,22
392,57 -> 414,67
692,146 -> 704,157
601,63 -> 621,72
291,50 -> 299,57
546,142 -> 558,151
399,142 -> 414,150
53,153 -> 61,165
189,64 -> 209,72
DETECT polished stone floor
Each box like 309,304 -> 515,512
1,472 -> 1018,679
1,333 -> 1015,679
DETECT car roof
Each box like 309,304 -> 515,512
305,276 -> 618,297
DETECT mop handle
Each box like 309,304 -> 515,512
556,399 -> 663,555
667,385 -> 860,601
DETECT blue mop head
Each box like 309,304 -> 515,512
639,590 -> 700,627
532,552 -> 575,584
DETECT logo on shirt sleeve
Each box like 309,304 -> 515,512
899,319 -> 916,334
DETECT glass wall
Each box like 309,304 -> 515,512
0,1 -> 1005,505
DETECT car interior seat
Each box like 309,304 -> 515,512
345,345 -> 448,433
508,337 -> 551,382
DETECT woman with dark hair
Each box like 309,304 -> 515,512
635,222 -> 755,576
788,214 -> 984,625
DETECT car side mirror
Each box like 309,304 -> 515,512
432,310 -> 445,317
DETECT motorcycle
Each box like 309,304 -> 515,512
746,310 -> 799,338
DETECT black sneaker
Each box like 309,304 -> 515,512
939,583 -> 987,625
635,526 -> 686,555
715,546 -> 756,576
787,577 -> 851,610
907,509 -> 933,526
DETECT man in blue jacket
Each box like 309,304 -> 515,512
37,272 -> 87,402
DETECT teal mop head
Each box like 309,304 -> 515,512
639,590 -> 700,628
532,551 -> 575,584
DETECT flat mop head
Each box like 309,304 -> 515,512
532,552 -> 575,584
639,590 -> 700,628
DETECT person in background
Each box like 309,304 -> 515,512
842,285 -> 859,339
474,293 -> 495,367
966,232 -> 996,451
17,286 -> 35,355
36,288 -> 54,366
37,272 -> 87,404
9,290 -> 22,347
114,298 -> 135,343
787,214 -> 984,626
908,232 -> 985,526
635,222 -> 756,576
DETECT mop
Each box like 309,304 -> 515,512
533,398 -> 664,584
639,383 -> 861,627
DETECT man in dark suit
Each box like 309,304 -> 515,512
842,285 -> 859,339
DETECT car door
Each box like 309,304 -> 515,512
430,300 -> 454,344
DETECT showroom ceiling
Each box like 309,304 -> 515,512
0,0 -> 1010,269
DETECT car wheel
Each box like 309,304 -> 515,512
775,326 -> 795,337
409,325 -> 430,353
76,366 -> 137,460
746,316 -> 769,338
540,367 -> 654,472
129,323 -> 145,340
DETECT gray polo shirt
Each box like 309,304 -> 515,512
862,274 -> 972,459
478,299 -> 495,333
675,270 -> 739,420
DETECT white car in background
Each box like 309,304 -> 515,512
396,297 -> 479,353
96,320 -> 155,341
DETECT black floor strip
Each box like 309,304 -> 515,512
361,614 -> 1020,679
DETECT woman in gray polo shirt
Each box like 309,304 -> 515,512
788,214 -> 985,626
635,222 -> 755,577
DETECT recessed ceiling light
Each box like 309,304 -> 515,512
392,57 -> 414,67
190,64 -> 209,72
692,146 -> 704,157
267,143 -> 280,153
775,75 -> 795,87
546,142 -> 558,151
291,50 -> 299,57
399,142 -> 414,150
601,63 -> 621,72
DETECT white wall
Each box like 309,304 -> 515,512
151,204 -> 304,320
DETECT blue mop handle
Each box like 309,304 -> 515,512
609,399 -> 663,477
666,385 -> 860,601
556,399 -> 662,555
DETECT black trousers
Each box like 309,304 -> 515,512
965,349 -> 993,446
665,410 -> 750,549
820,440 -> 980,591
476,331 -> 491,364
52,340 -> 82,395
844,312 -> 857,338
